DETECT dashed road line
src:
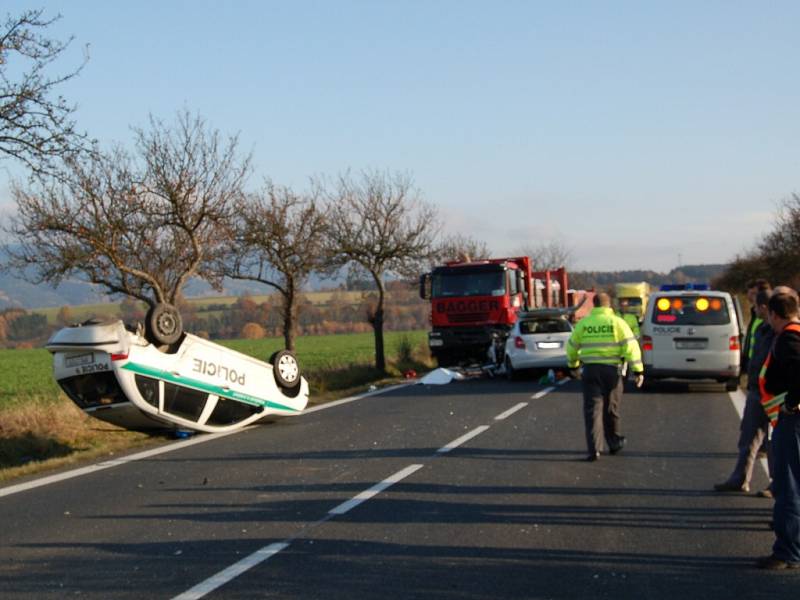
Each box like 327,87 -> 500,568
436,425 -> 491,454
531,386 -> 555,399
494,402 -> 528,420
329,464 -> 425,515
173,542 -> 291,600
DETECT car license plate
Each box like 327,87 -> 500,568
429,339 -> 444,347
537,341 -> 562,350
65,352 -> 94,367
676,340 -> 706,350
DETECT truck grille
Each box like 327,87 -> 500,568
448,313 -> 489,324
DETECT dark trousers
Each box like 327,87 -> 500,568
581,363 -> 623,454
772,411 -> 800,562
727,388 -> 772,486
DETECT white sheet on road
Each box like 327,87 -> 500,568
418,368 -> 465,385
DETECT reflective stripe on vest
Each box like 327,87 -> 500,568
759,322 -> 800,427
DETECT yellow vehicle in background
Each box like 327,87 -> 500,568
614,282 -> 651,322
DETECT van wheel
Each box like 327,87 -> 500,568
725,378 -> 740,392
145,303 -> 183,346
271,350 -> 301,390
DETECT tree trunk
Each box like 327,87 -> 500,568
282,281 -> 297,351
372,272 -> 386,373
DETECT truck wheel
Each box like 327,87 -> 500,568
145,303 -> 183,346
271,350 -> 301,391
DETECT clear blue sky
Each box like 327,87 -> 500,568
1,1 -> 797,271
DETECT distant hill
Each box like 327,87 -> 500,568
0,270 -> 339,309
569,264 -> 729,291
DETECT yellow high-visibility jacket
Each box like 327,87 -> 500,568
618,312 -> 641,339
567,307 -> 643,372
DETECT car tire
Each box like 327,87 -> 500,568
725,378 -> 739,392
271,350 -> 302,391
505,357 -> 518,381
145,303 -> 183,346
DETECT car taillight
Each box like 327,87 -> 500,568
729,336 -> 740,351
642,335 -> 653,351
514,336 -> 525,349
111,353 -> 129,361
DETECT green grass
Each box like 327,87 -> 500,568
0,347 -> 61,405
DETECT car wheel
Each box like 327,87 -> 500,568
505,357 -> 517,381
725,377 -> 739,392
271,350 -> 301,390
145,303 -> 183,346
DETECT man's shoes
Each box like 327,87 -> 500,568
609,436 -> 626,455
756,555 -> 800,570
757,488 -> 774,499
585,452 -> 600,462
713,480 -> 750,492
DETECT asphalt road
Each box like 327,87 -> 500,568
0,376 -> 795,599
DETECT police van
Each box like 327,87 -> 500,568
641,284 -> 743,390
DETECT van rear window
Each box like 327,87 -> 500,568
651,295 -> 730,326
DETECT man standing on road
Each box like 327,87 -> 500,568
757,290 -> 800,570
714,289 -> 774,494
742,279 -> 772,372
566,292 -> 643,462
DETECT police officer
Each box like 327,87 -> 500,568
616,298 -> 641,339
567,292 -> 643,462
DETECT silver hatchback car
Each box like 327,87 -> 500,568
503,309 -> 573,379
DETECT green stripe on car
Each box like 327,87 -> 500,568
121,362 -> 299,413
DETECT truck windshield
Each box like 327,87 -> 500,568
432,271 -> 505,298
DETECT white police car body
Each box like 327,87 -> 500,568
641,284 -> 743,390
46,316 -> 308,433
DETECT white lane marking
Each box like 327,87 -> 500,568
0,430 -> 241,499
328,464 -> 424,515
172,542 -> 290,600
437,425 -> 491,454
0,383 -> 415,499
494,402 -> 528,421
557,377 -> 570,386
531,386 -> 555,399
173,462 -> 427,599
302,383 -> 413,414
728,389 -> 770,477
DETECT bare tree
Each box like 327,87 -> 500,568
1,9 -> 91,176
224,183 -> 330,350
716,194 -> 800,291
4,110 -> 250,343
323,170 -> 439,372
515,239 -> 574,270
435,233 -> 490,263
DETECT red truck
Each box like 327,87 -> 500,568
419,256 -> 585,367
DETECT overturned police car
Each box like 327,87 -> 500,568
46,304 -> 309,433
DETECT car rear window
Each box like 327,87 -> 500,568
650,295 -> 730,326
520,319 -> 572,334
